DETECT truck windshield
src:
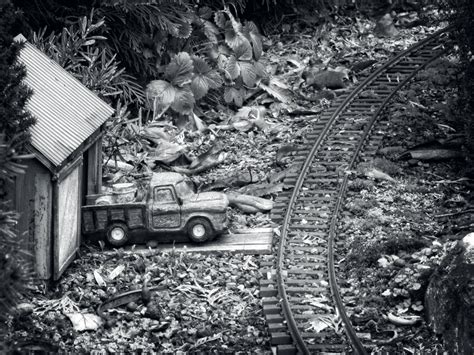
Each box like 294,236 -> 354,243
175,179 -> 196,199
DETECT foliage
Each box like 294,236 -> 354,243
146,6 -> 267,119
13,0 -> 197,80
0,2 -> 35,324
448,0 -> 474,157
32,13 -> 145,106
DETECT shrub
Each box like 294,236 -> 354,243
146,6 -> 267,120
32,13 -> 145,106
0,2 -> 35,324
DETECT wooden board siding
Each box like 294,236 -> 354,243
14,159 -> 47,244
11,159 -> 53,279
34,173 -> 52,279
54,161 -> 82,280
86,137 -> 102,196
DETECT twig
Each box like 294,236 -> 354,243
434,177 -> 473,184
435,209 -> 474,218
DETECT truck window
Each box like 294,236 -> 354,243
154,188 -> 175,203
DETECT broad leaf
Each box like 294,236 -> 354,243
258,81 -> 291,103
224,87 -> 244,107
146,80 -> 176,106
191,56 -> 223,95
142,125 -> 170,141
175,22 -> 192,39
170,87 -> 195,114
165,52 -> 194,87
233,37 -> 253,61
205,70 -> 223,89
225,23 -> 252,59
239,61 -> 258,87
192,56 -> 211,74
191,75 -> 209,100
244,21 -> 263,60
224,8 -> 243,34
254,61 -> 268,79
203,21 -> 219,44
226,56 -> 240,80
152,140 -> 186,163
198,6 -> 212,20
214,12 -> 226,28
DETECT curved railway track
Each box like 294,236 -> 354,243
261,26 -> 453,354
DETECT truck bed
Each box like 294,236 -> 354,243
82,202 -> 147,234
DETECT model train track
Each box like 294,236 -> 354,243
261,27 -> 453,354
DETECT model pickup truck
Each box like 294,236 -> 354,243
82,172 -> 229,246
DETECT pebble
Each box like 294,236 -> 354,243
393,258 -> 406,267
416,264 -> 432,272
407,159 -> 420,166
96,289 -> 107,300
127,301 -> 138,312
147,240 -> 159,248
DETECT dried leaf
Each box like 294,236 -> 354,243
66,313 -> 102,331
93,270 -> 107,287
108,264 -> 125,280
151,141 -> 186,163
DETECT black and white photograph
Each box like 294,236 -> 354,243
0,0 -> 472,353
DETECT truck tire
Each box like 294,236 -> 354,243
107,223 -> 129,247
187,218 -> 213,243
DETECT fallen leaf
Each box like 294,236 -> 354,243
93,270 -> 107,287
66,313 -> 102,331
150,140 -> 187,163
108,264 -> 125,280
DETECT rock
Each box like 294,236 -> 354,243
425,234 -> 474,354
378,146 -> 405,157
147,240 -> 159,248
407,158 -> 419,166
393,258 -> 406,268
127,301 -> 138,312
141,283 -> 152,306
302,69 -> 348,90
375,14 -> 399,37
133,258 -> 146,274
144,303 -> 162,320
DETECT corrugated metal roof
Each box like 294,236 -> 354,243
15,34 -> 114,168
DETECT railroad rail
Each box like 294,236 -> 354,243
261,26 -> 453,354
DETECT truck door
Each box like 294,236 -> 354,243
151,186 -> 181,229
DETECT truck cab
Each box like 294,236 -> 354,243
82,172 -> 229,246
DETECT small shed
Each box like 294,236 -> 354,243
7,34 -> 114,280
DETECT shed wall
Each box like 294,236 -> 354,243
13,159 -> 52,279
54,160 -> 82,280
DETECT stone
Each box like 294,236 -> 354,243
425,234 -> 474,354
144,303 -> 161,320
374,14 -> 399,38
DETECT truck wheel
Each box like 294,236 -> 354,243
107,223 -> 129,247
187,218 -> 213,243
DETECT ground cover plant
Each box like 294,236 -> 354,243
1,0 -> 473,353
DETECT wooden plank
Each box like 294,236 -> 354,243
34,172 -> 52,279
116,228 -> 274,256
54,160 -> 82,280
86,139 -> 101,196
